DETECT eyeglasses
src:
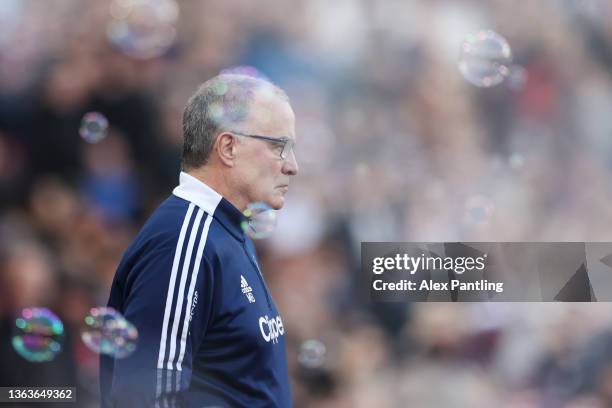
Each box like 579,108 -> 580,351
229,130 -> 296,160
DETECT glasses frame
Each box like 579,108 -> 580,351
228,130 -> 295,160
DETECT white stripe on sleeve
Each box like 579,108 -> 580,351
166,208 -> 204,369
177,214 -> 213,371
157,203 -> 195,370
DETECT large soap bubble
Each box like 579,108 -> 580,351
12,307 -> 64,363
459,30 -> 512,88
81,307 -> 138,359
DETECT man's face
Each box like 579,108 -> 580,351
234,92 -> 299,210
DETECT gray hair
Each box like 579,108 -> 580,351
181,73 -> 289,170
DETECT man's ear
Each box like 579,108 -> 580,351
215,132 -> 237,167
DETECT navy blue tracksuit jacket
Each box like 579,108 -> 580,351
100,172 -> 292,407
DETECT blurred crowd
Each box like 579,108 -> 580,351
3,0 -> 612,406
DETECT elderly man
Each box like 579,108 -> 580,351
100,73 -> 298,407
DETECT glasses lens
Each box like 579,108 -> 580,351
281,140 -> 295,160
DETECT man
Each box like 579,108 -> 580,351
100,73 -> 298,407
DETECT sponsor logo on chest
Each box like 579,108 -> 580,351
259,314 -> 285,344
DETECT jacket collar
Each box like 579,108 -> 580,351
172,171 -> 246,241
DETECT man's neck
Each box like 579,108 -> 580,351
186,168 -> 247,212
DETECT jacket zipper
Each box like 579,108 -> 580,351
243,244 -> 273,310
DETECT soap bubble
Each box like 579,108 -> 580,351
81,307 -> 138,359
79,112 -> 109,144
107,0 -> 179,59
12,307 -> 64,362
459,30 -> 512,88
241,202 -> 277,239
298,339 -> 327,369
208,102 -> 225,125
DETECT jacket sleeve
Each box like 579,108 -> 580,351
101,226 -> 216,407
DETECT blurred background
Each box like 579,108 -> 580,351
2,0 -> 612,406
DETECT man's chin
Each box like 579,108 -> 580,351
267,194 -> 285,210
270,198 -> 284,210
255,191 -> 285,210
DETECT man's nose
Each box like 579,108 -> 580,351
282,150 -> 299,176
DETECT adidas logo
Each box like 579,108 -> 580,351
241,275 -> 255,303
